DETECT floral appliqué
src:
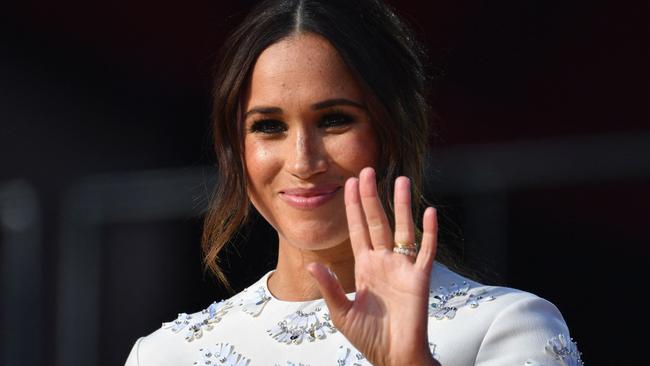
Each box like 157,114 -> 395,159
239,286 -> 271,316
428,281 -> 495,320
336,345 -> 371,366
162,300 -> 233,341
194,343 -> 250,366
524,334 -> 583,366
267,304 -> 337,345
544,334 -> 583,366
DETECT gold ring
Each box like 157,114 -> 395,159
394,241 -> 417,249
393,246 -> 418,257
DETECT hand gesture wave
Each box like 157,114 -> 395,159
308,167 -> 440,366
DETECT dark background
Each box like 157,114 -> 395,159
1,1 -> 648,365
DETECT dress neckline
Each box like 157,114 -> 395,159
260,270 -> 356,305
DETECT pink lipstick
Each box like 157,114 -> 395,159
279,184 -> 341,209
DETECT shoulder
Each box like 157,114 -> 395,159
427,263 -> 551,328
124,299 -> 236,366
428,263 -> 583,365
124,274 -> 269,366
429,262 -> 566,319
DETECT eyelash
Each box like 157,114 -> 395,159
248,111 -> 355,134
249,119 -> 287,134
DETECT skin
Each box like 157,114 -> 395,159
243,33 -> 440,366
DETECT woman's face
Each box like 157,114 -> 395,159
243,33 -> 379,251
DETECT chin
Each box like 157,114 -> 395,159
258,206 -> 351,251
281,229 -> 349,252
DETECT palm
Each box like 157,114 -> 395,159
345,252 -> 431,364
308,167 -> 439,366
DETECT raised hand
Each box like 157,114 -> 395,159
307,167 -> 440,366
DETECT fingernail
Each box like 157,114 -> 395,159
362,167 -> 375,179
327,267 -> 338,280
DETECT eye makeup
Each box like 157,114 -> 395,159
249,119 -> 287,134
318,108 -> 356,129
246,107 -> 359,135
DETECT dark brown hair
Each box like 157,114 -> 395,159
203,0 -> 443,287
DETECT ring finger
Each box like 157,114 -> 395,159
393,176 -> 415,253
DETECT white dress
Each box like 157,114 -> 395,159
124,263 -> 583,366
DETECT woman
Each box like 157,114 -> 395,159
126,0 -> 582,365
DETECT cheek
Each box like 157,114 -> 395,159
244,142 -> 267,207
326,128 -> 379,171
243,139 -> 285,231
243,138 -> 288,218
244,139 -> 276,182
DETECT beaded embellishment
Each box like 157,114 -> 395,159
429,342 -> 438,358
336,345 -> 369,366
162,300 -> 233,342
194,343 -> 250,366
275,362 -> 310,366
267,305 -> 337,344
545,334 -> 583,366
428,281 -> 495,320
240,286 -> 272,317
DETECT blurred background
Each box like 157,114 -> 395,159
1,0 -> 647,365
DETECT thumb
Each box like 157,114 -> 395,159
306,263 -> 353,325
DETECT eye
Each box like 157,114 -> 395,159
249,119 -> 287,134
319,112 -> 355,129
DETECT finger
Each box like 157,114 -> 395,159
345,177 -> 372,256
358,167 -> 393,251
306,262 -> 353,325
415,207 -> 438,271
393,176 -> 415,247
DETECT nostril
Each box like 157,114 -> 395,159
287,155 -> 328,179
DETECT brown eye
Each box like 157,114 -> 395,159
319,113 -> 354,128
250,119 -> 287,134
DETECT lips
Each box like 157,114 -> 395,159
279,184 -> 341,209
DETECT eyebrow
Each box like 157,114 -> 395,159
244,98 -> 366,119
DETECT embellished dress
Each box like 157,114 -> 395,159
125,263 -> 582,366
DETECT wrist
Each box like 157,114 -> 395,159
406,357 -> 440,366
397,350 -> 440,366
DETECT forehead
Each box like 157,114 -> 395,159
245,33 -> 364,108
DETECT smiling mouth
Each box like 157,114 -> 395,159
279,186 -> 341,209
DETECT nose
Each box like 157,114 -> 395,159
285,127 -> 327,179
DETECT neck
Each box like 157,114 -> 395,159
269,238 -> 356,301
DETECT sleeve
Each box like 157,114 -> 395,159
475,295 -> 583,366
124,337 -> 144,366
